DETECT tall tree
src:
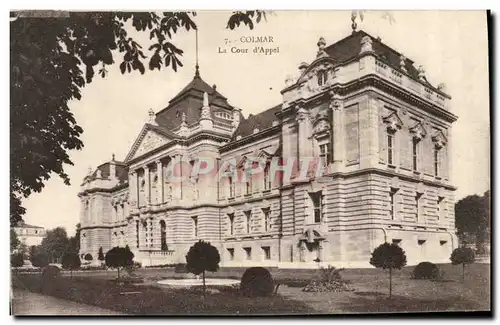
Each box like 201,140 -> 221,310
455,192 -> 490,251
68,223 -> 81,254
10,11 -> 266,226
40,227 -> 70,263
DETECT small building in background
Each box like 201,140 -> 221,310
12,222 -> 46,247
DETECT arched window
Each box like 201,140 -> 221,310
317,70 -> 328,86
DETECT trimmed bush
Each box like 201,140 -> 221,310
31,252 -> 49,268
412,262 -> 440,280
42,265 -> 61,279
240,267 -> 275,297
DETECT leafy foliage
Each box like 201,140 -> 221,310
455,191 -> 490,251
412,262 -> 441,280
11,253 -> 25,267
370,242 -> 407,297
303,266 -> 353,293
450,247 -> 475,265
84,253 -> 93,261
40,227 -> 70,263
10,11 -> 267,225
105,246 -> 134,278
185,240 -> 220,276
240,267 -> 275,297
10,229 -> 20,252
31,251 -> 49,268
370,242 -> 407,270
62,252 -> 82,270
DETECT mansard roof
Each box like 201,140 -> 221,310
85,161 -> 129,185
231,104 -> 282,140
324,30 -> 444,95
155,71 -> 234,131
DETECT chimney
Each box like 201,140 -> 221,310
109,153 -> 117,182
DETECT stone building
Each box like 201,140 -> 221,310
79,30 -> 458,268
12,222 -> 46,247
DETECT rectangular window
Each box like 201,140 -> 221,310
262,246 -> 271,260
434,147 -> 440,176
412,138 -> 419,171
228,176 -> 235,198
319,143 -> 330,166
264,163 -> 271,190
227,248 -> 235,261
244,210 -> 251,233
437,196 -> 445,220
228,213 -> 235,236
192,216 -> 198,238
415,192 -> 423,222
244,247 -> 252,260
390,188 -> 398,220
387,132 -> 394,165
263,208 -> 271,232
310,192 -> 323,223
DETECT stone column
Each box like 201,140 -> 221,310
144,166 -> 150,205
331,92 -> 344,169
157,160 -> 163,204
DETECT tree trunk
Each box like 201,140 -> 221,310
389,267 -> 392,297
462,263 -> 465,283
117,267 -> 120,280
202,271 -> 206,298
70,269 -> 73,279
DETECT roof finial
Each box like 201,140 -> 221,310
148,108 -> 156,124
203,92 -> 209,107
351,11 -> 358,33
112,153 -> 115,161
195,28 -> 200,78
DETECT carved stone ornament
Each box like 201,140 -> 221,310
417,65 -> 426,80
383,112 -> 403,132
360,35 -> 373,54
432,131 -> 447,149
410,122 -> 427,140
96,169 -> 102,178
400,53 -> 407,72
296,107 -> 310,123
329,91 -> 343,111
313,119 -> 331,136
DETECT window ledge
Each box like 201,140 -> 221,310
388,164 -> 396,169
413,170 -> 421,175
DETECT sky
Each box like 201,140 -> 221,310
19,11 -> 490,236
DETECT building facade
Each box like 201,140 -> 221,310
12,222 -> 46,247
79,30 -> 458,268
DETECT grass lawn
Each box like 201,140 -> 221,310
11,263 -> 490,315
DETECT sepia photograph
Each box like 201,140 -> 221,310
9,9 -> 491,316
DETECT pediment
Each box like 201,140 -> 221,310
432,129 -> 448,148
297,57 -> 337,84
125,125 -> 172,162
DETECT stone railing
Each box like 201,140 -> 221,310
281,56 -> 449,111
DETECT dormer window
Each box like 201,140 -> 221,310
317,70 -> 328,86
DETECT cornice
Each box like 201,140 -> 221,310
220,125 -> 281,153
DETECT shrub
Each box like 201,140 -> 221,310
369,242 -> 407,297
11,253 -> 24,268
450,247 -> 475,282
98,247 -> 105,263
61,252 -> 81,278
302,266 -> 353,293
412,262 -> 440,280
42,265 -> 61,279
31,251 -> 49,268
240,267 -> 275,297
84,253 -> 93,261
105,246 -> 134,279
185,240 -> 221,296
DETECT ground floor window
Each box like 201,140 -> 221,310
262,246 -> 271,260
227,248 -> 235,260
243,247 -> 252,260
